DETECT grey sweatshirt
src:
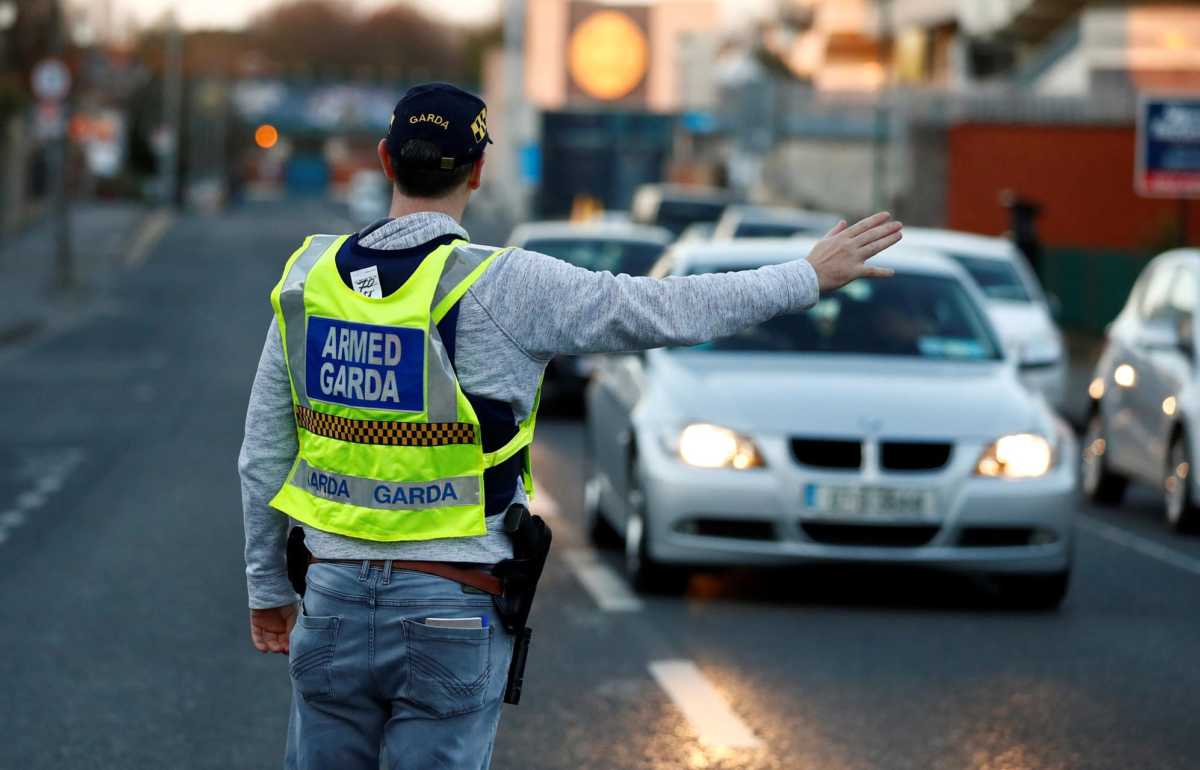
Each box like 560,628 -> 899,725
239,212 -> 819,609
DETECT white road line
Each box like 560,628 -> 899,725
1077,517 -> 1200,577
0,510 -> 26,527
648,660 -> 763,749
562,549 -> 644,612
125,208 -> 175,267
36,475 -> 64,494
15,491 -> 45,511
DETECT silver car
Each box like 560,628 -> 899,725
710,204 -> 840,240
1083,248 -> 1200,532
901,228 -> 1067,412
585,239 -> 1076,607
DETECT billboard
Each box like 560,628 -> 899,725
1136,94 -> 1200,198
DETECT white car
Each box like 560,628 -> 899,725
585,238 -> 1076,607
710,205 -> 840,240
1083,248 -> 1200,532
508,220 -> 673,401
900,228 -> 1066,412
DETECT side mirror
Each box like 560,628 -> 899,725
1046,293 -> 1063,321
1137,320 -> 1180,351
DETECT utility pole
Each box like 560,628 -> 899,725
159,11 -> 183,207
871,0 -> 894,213
44,0 -> 73,291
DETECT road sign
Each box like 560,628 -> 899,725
34,101 -> 65,140
1136,93 -> 1200,198
32,58 -> 71,102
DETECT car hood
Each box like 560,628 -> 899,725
985,301 -> 1059,348
647,352 -> 1045,440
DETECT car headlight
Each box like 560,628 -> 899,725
674,423 -> 764,469
975,433 -> 1054,478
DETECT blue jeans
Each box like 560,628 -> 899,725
285,561 -> 514,770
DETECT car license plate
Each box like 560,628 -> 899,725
803,484 -> 937,520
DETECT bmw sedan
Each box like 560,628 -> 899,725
585,239 -> 1076,607
1083,248 -> 1200,532
509,220 -> 673,403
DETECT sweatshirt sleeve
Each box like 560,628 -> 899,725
471,247 -> 821,360
238,318 -> 301,610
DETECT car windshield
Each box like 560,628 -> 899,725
676,270 -> 1003,360
947,253 -> 1032,303
733,221 -> 805,238
523,237 -> 665,276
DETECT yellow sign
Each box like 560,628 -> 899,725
568,10 -> 649,101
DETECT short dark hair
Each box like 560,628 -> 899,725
389,139 -> 473,198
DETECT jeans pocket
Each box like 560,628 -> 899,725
289,613 -> 340,701
404,620 -> 493,718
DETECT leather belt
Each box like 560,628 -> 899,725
309,556 -> 503,596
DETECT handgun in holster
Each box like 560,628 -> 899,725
491,503 -> 553,706
286,525 -> 310,597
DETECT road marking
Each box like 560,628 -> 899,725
563,549 -> 644,611
648,660 -> 763,749
1077,516 -> 1200,576
0,510 -> 25,527
15,490 -> 45,511
125,208 -> 175,267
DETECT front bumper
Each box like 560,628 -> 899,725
637,433 -> 1076,575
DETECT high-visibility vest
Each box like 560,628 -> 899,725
268,234 -> 540,542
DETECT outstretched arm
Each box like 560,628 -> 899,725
480,212 -> 901,359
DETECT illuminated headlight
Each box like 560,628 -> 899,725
975,433 -> 1055,478
675,424 -> 764,470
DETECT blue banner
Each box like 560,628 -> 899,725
306,316 -> 425,412
1137,95 -> 1200,197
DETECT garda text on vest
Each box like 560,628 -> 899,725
305,316 -> 425,412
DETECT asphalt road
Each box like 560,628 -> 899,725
1,201 -> 1199,770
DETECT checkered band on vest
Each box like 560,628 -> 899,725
295,406 -> 477,446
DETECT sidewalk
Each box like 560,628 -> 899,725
0,201 -> 155,345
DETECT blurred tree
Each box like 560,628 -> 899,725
245,0 -> 476,83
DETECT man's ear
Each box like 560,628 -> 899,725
467,154 -> 485,191
377,139 -> 395,181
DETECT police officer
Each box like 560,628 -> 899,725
239,82 -> 902,770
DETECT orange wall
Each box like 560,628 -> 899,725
947,124 -> 1200,251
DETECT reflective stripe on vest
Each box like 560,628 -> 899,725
278,234 -> 344,409
290,458 -> 480,510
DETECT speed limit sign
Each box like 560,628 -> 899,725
32,58 -> 71,101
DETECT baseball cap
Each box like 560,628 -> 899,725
385,82 -> 492,171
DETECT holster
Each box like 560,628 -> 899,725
491,504 -> 553,705
286,525 -> 310,597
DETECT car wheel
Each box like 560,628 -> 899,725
1164,433 -> 1200,533
993,569 -> 1070,610
584,474 -> 621,549
624,466 -> 688,595
1081,412 -> 1128,505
